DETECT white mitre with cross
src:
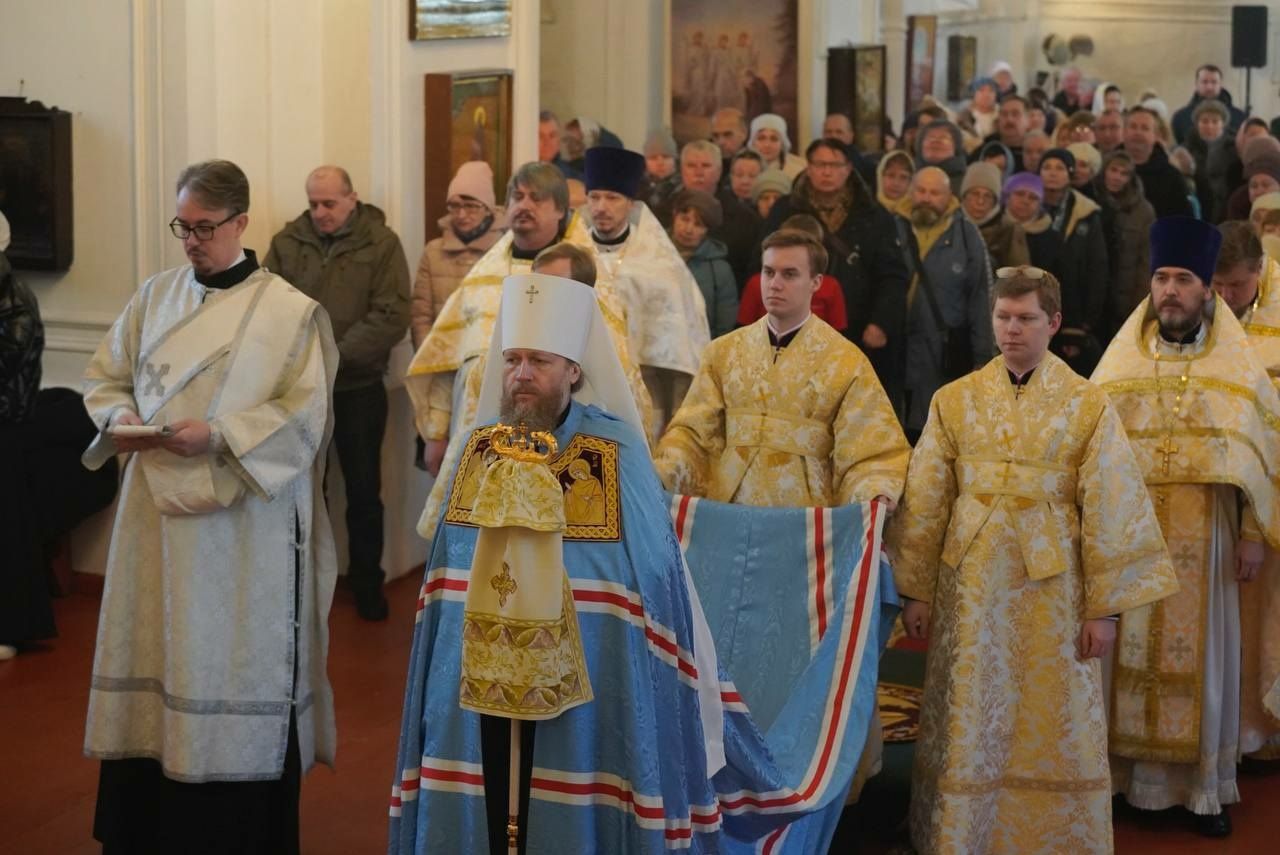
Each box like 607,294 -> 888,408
474,273 -> 646,440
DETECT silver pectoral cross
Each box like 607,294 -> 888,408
142,361 -> 170,396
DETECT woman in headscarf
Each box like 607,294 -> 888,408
977,139 -> 1016,185
748,113 -> 806,179
1091,82 -> 1125,115
876,149 -> 916,212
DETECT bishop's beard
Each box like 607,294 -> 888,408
499,384 -> 567,432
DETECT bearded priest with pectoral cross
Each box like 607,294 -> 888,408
1092,216 -> 1280,838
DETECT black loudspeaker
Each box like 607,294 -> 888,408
1232,6 -> 1268,68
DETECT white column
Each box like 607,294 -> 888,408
881,0 -> 907,134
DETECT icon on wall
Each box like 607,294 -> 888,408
905,15 -> 939,115
410,0 -> 511,41
423,71 -> 513,242
0,97 -> 73,271
669,0 -> 799,145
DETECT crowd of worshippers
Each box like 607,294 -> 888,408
500,62 -> 1280,439
9,53 -> 1280,855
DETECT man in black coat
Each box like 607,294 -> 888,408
1170,64 -> 1248,145
1124,107 -> 1193,218
761,138 -> 909,416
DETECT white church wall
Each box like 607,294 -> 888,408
924,0 -> 1280,132
3,0 -> 506,578
539,0 -> 663,151
373,0 -> 540,254
1034,1 -> 1280,124
0,0 -> 139,387
1,0 -> 378,389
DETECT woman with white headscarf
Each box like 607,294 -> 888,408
748,113 -> 807,179
1091,82 -> 1125,115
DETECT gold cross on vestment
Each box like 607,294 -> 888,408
1157,435 -> 1179,476
490,561 -> 517,607
525,282 -> 539,303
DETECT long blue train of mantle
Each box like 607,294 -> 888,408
671,494 -> 898,854
388,483 -> 897,853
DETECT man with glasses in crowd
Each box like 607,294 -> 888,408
265,165 -> 411,621
81,159 -> 340,853
762,137 -> 910,412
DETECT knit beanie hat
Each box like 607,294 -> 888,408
961,162 -> 1003,200
750,168 -> 793,204
749,113 -> 792,156
643,127 -> 677,158
1102,148 -> 1135,168
1002,171 -> 1044,204
1192,99 -> 1230,125
671,189 -> 723,230
1242,135 -> 1280,171
1039,147 -> 1076,174
1246,150 -> 1280,185
1067,142 -> 1102,176
447,160 -> 496,209
970,76 -> 999,98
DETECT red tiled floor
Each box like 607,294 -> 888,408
4,574 -> 1280,854
0,572 -> 421,855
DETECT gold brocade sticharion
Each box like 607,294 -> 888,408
889,354 -> 1176,854
655,315 -> 909,508
1237,256 -> 1280,754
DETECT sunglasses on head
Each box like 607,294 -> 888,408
995,266 -> 1047,280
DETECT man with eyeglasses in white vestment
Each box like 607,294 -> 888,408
81,159 -> 340,854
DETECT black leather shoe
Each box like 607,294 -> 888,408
355,586 -> 389,622
1194,806 -> 1231,838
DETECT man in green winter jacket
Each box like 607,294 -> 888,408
265,165 -> 410,621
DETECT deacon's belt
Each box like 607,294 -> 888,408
954,454 -> 1077,504
725,409 -> 833,458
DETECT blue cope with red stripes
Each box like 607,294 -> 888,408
671,494 -> 898,854
387,402 -> 895,853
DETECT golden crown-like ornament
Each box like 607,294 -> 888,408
490,422 -> 558,463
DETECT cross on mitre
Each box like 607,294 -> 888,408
525,281 -> 540,304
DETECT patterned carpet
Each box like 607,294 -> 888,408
878,682 -> 922,743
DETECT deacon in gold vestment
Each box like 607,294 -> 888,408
1092,217 -> 1280,835
890,269 -> 1176,855
655,230 -> 908,508
655,229 -> 907,805
1212,225 -> 1280,760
